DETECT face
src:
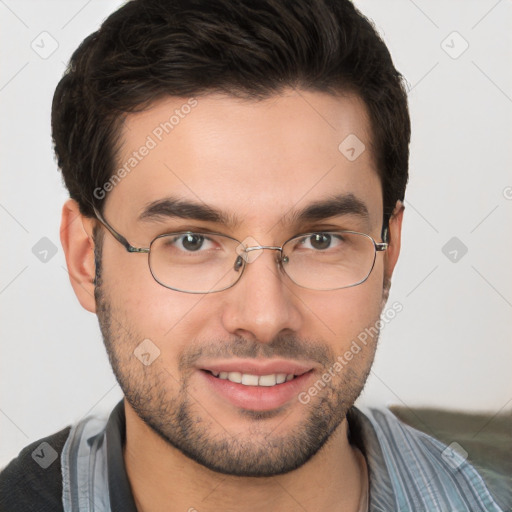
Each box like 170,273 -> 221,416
92,89 -> 399,476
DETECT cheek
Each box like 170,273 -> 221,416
100,250 -> 208,350
301,264 -> 384,353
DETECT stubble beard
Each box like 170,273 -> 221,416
93,244 -> 383,477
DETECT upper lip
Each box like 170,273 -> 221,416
199,358 -> 315,376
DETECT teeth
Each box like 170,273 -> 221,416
276,373 -> 287,384
258,374 -> 277,386
241,373 -> 259,386
213,371 -> 296,386
227,371 -> 242,383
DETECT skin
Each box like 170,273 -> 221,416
61,89 -> 404,512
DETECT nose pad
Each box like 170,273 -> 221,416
234,255 -> 244,272
275,252 -> 287,273
234,251 -> 284,274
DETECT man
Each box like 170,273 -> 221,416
0,0 -> 506,511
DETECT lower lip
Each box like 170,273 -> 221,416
200,370 -> 313,411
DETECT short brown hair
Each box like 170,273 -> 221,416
52,0 -> 410,220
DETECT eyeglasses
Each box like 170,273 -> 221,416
93,207 -> 389,294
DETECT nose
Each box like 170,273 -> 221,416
220,247 -> 303,344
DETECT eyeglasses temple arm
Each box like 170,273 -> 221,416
378,213 -> 391,251
92,206 -> 149,253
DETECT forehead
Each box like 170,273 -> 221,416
108,89 -> 382,233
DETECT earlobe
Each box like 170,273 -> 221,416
60,199 -> 97,313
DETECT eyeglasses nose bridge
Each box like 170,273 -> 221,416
238,244 -> 283,264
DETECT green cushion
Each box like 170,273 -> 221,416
390,406 -> 512,511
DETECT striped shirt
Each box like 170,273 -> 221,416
0,401 -> 508,511
348,406 -> 507,511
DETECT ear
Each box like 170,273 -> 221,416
383,200 -> 404,284
60,199 -> 97,313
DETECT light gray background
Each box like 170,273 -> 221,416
1,0 -> 511,468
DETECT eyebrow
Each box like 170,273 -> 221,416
138,193 -> 369,229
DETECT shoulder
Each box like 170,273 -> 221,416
0,426 -> 71,512
352,407 -> 508,511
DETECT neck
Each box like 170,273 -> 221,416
123,400 -> 365,512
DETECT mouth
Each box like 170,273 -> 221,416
197,360 -> 315,412
205,370 -> 301,387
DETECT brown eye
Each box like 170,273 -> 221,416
309,233 -> 332,250
298,233 -> 341,251
180,234 -> 205,251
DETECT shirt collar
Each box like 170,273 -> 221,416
106,400 -> 138,512
105,400 -> 391,511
